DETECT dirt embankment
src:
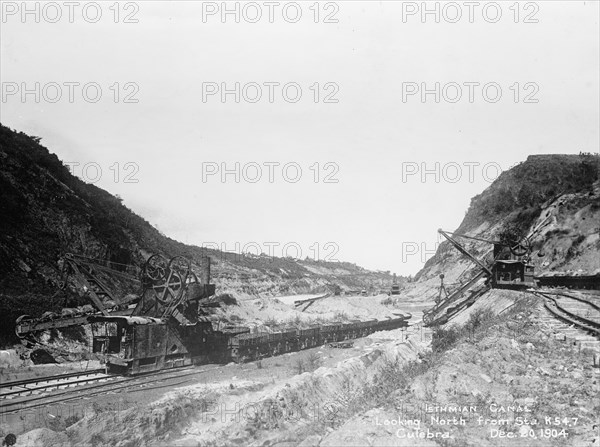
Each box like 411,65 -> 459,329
210,294 -> 407,331
10,291 -> 600,447
317,292 -> 600,447
12,325 -> 430,446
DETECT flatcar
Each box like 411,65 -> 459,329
534,274 -> 600,290
227,315 -> 411,363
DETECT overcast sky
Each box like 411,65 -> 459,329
1,1 -> 598,275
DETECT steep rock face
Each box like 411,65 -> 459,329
0,125 -> 151,293
404,154 -> 599,303
0,125 -> 396,344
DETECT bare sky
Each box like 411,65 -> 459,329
1,1 -> 598,275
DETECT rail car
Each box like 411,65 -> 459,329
91,314 -> 411,373
226,315 -> 410,364
534,274 -> 600,290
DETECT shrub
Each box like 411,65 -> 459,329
431,325 -> 461,353
216,294 -> 238,305
47,415 -> 68,432
288,315 -> 302,328
496,222 -> 528,247
64,415 -> 81,428
2,434 -> 17,447
90,433 -> 105,447
305,352 -> 322,371
465,308 -> 495,342
333,311 -> 348,321
264,317 -> 278,327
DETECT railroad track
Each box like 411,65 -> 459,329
2,317 -> 418,415
0,368 -> 112,400
539,290 -> 600,321
531,290 -> 600,341
536,312 -> 600,355
294,293 -> 331,311
0,364 -> 221,415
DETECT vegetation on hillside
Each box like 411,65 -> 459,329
458,153 -> 599,233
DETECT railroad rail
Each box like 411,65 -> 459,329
538,290 -> 600,313
0,364 -> 221,415
532,290 -> 600,338
0,369 -> 110,400
294,293 -> 331,311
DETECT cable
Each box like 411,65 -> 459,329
68,253 -> 140,270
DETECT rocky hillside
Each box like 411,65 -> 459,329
403,153 -> 600,302
0,124 -> 396,345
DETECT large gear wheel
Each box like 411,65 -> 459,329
510,238 -> 531,257
143,254 -> 168,283
154,271 -> 183,305
168,255 -> 191,277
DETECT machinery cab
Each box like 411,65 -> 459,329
491,260 -> 536,288
90,315 -> 222,375
491,242 -> 536,289
91,319 -> 123,354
